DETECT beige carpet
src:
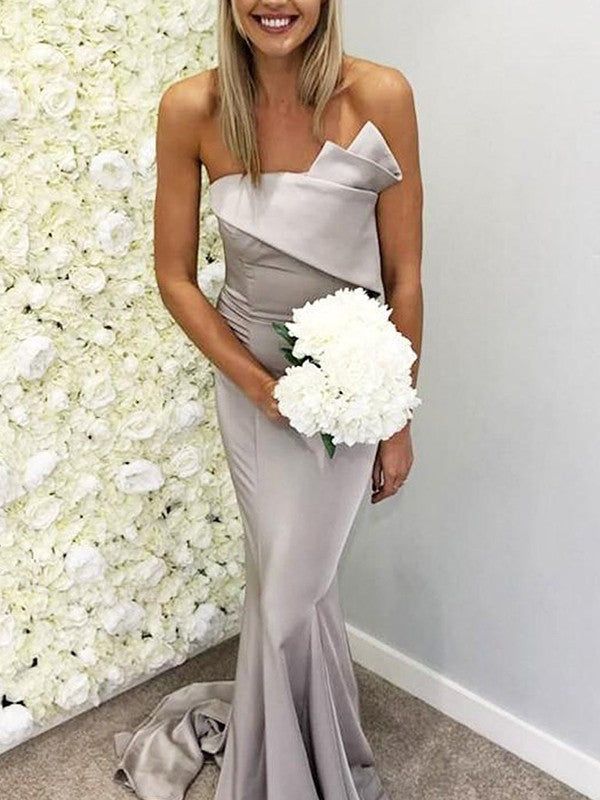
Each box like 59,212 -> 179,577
0,635 -> 585,800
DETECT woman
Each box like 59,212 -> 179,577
113,1 -> 423,798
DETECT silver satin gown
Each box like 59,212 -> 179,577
112,120 -> 402,800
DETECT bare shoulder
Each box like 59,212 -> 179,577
345,55 -> 415,126
157,69 -> 219,154
343,56 -> 421,183
159,67 -> 217,116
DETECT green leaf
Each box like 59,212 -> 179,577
281,347 -> 304,366
272,321 -> 296,346
320,432 -> 336,458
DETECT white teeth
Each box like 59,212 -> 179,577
260,16 -> 293,28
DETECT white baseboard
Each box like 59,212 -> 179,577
346,623 -> 600,800
4,622 -> 598,799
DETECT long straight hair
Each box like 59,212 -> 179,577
216,0 -> 344,186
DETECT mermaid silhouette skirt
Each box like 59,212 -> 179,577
112,120 -> 402,800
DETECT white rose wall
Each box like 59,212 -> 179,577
0,0 -> 245,752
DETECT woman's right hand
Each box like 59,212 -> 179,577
252,376 -> 289,425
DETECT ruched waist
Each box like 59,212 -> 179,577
215,252 -> 370,376
216,283 -> 252,346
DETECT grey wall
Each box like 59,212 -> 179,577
340,0 -> 600,759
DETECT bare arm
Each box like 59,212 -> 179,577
153,79 -> 281,415
367,67 -> 424,502
376,71 -> 424,390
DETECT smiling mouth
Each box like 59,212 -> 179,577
251,13 -> 300,33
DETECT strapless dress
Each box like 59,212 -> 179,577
112,119 -> 403,800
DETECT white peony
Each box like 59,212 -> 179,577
1,383 -> 22,407
186,0 -> 218,32
95,210 -> 135,256
76,646 -> 98,666
23,449 -> 61,491
0,77 -> 20,122
0,1 -> 243,748
0,705 -> 35,747
173,400 -> 205,430
114,459 -> 165,493
135,555 -> 167,587
169,445 -> 200,478
187,602 -> 221,642
100,599 -> 145,635
198,259 -> 225,300
28,42 -> 68,70
0,217 -> 29,265
272,287 -> 421,455
71,473 -> 102,502
69,266 -> 107,296
121,410 -> 157,440
105,665 -> 125,686
0,613 -> 16,648
39,78 -> 78,119
162,12 -> 190,39
8,405 -> 29,427
65,605 -> 89,627
55,672 -> 90,710
98,5 -> 126,31
46,241 -> 73,272
57,145 -> 77,173
122,525 -> 138,542
0,461 -> 22,508
80,372 -> 116,410
271,362 -> 329,438
0,510 -> 14,546
89,150 -> 134,191
23,496 -> 61,530
15,335 -> 55,381
137,135 -> 155,173
64,544 -> 107,584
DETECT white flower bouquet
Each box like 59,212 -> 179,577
272,287 -> 422,458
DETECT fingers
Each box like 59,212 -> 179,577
371,470 -> 409,504
268,407 -> 288,425
269,401 -> 289,426
371,456 -> 383,492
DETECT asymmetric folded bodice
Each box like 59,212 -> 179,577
208,119 -> 403,298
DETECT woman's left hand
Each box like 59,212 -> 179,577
371,424 -> 414,504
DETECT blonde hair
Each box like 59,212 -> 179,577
216,0 -> 344,186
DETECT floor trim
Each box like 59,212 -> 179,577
346,623 -> 599,800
